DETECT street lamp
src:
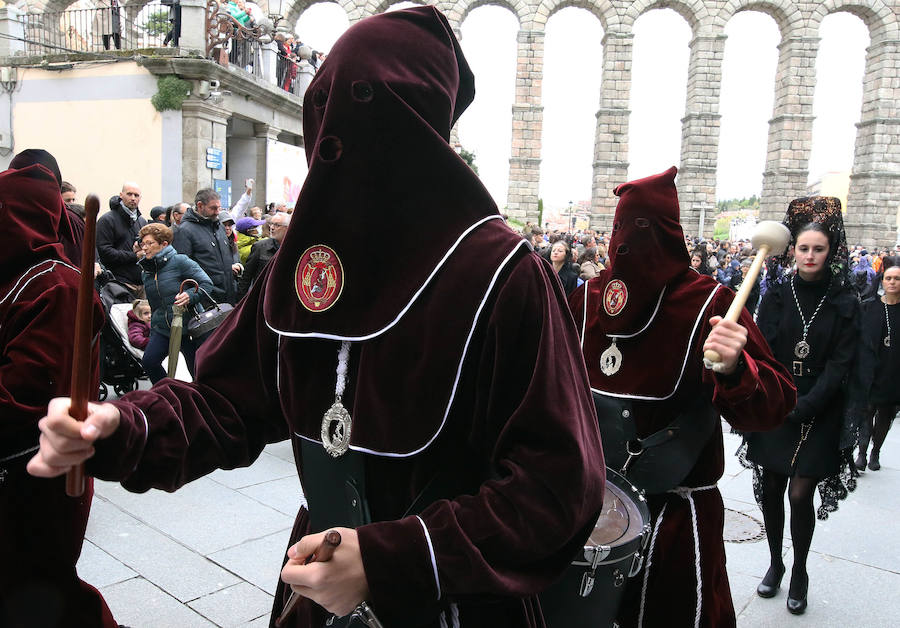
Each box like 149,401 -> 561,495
568,201 -> 574,233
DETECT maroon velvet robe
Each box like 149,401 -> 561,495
88,218 -> 606,627
0,165 -> 114,627
570,268 -> 795,627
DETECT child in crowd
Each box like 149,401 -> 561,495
127,299 -> 151,350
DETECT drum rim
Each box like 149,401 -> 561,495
577,467 -> 650,564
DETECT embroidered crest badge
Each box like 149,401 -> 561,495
603,279 -> 628,317
296,244 -> 344,312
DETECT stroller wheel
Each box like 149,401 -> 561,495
114,381 -> 136,397
98,382 -> 108,401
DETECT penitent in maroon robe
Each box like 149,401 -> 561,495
80,7 -> 606,627
569,167 -> 795,628
0,164 -> 115,627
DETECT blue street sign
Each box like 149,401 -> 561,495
206,147 -> 223,170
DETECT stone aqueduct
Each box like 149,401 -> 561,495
16,0 -> 900,243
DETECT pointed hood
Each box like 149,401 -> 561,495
595,166 -> 690,335
263,6 -> 500,339
0,163 -> 71,281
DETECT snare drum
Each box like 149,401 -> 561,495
539,468 -> 651,627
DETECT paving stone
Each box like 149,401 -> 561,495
209,451 -> 296,489
76,539 -> 137,589
264,439 -> 296,464
736,551 -> 900,627
100,577 -> 216,627
95,476 -> 293,555
238,474 -> 306,516
86,496 -> 240,602
188,582 -> 274,627
209,528 -> 291,594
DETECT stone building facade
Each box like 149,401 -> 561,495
8,0 -> 900,246
282,0 -> 899,246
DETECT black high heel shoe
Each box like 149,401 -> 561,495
786,571 -> 809,615
756,564 -> 785,598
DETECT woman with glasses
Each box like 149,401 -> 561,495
137,224 -> 213,383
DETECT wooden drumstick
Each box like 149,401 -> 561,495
703,221 -> 791,370
66,194 -> 100,497
275,530 -> 342,627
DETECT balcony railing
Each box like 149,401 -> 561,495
24,4 -> 170,55
18,4 -> 313,98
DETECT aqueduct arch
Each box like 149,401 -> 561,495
18,0 -> 899,244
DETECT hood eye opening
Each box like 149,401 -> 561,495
318,136 -> 343,163
313,88 -> 328,108
351,81 -> 374,102
635,217 -> 650,228
616,244 -> 630,256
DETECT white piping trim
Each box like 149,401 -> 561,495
581,284 -> 588,350
133,409 -> 149,473
0,261 -> 82,333
1,260 -> 76,306
265,215 -> 503,341
415,515 -> 442,601
292,239 -> 528,457
275,335 -> 282,397
591,285 -> 721,401
607,288 -> 667,339
450,603 -> 460,628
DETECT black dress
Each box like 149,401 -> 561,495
855,298 -> 900,405
746,274 -> 859,477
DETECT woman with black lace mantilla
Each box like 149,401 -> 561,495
745,196 -> 859,616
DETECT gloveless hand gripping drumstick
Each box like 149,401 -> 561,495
703,220 -> 791,371
275,529 -> 342,627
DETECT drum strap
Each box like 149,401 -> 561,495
638,484 -> 717,628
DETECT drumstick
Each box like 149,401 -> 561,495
703,221 -> 791,370
66,194 -> 100,497
275,529 -> 342,627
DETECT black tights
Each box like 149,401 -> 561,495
760,470 -> 818,590
859,404 -> 896,458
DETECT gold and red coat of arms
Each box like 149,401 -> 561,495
603,279 -> 628,317
295,244 -> 344,312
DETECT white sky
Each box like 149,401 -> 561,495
295,3 -> 871,214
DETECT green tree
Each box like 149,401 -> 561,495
459,148 -> 479,175
143,11 -> 170,38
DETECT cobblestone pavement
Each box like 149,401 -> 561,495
78,423 -> 900,627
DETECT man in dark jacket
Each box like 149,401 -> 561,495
96,182 -> 146,294
172,188 -> 242,305
238,211 -> 290,297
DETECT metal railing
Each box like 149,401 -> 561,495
24,4 -> 171,55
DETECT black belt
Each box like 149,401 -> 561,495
792,361 -> 823,378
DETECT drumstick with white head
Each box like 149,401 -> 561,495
703,220 -> 791,372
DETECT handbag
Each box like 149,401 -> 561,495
179,279 -> 234,342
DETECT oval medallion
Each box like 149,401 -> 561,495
603,279 -> 628,317
296,244 -> 344,312
794,340 -> 811,359
600,340 -> 623,376
321,399 -> 352,457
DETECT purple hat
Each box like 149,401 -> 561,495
236,216 -> 265,234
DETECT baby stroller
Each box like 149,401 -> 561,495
96,276 -> 146,400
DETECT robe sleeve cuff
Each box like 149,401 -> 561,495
86,402 -> 148,481
713,350 -> 759,404
357,514 -> 441,615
